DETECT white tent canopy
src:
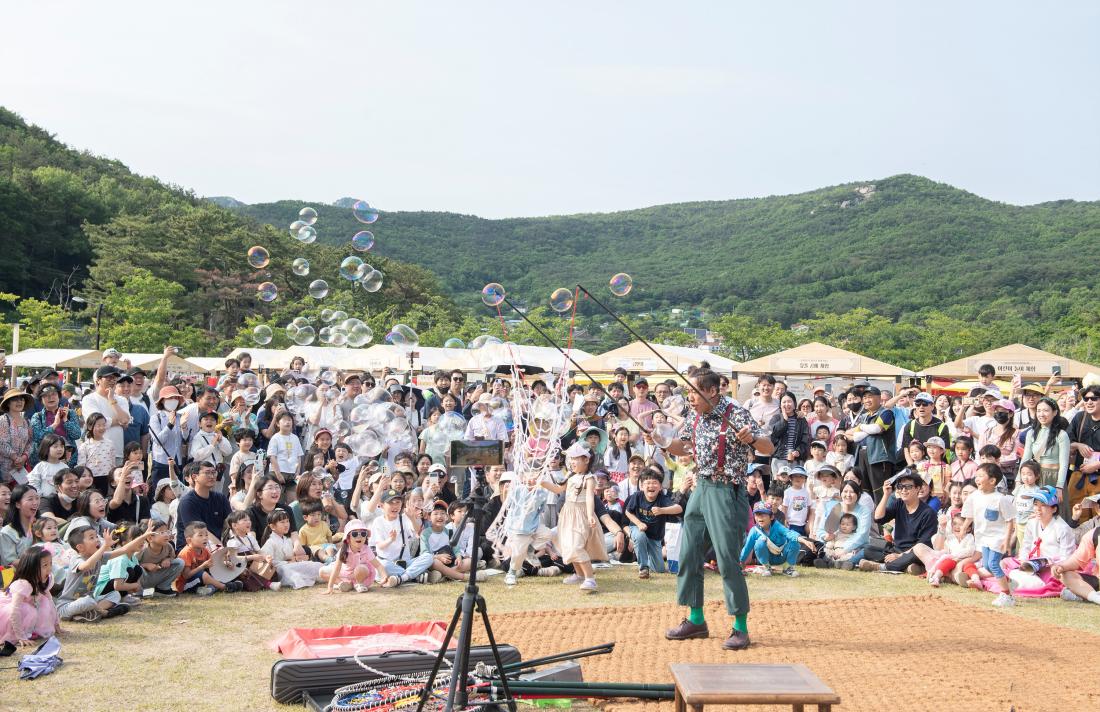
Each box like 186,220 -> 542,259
123,353 -> 209,374
577,342 -> 739,376
7,348 -> 103,370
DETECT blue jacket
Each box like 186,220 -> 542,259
740,520 -> 801,562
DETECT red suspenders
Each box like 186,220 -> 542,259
693,405 -> 732,474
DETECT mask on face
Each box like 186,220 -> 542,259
993,411 -> 1010,424
848,402 -> 862,414
162,399 -> 179,412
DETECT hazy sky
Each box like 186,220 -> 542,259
3,2 -> 1098,217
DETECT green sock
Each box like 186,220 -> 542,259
688,607 -> 705,625
733,614 -> 748,634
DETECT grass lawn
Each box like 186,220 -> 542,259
6,565 -> 1099,711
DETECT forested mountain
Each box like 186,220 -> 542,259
230,177 -> 1100,325
0,107 -> 466,355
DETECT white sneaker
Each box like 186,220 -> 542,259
195,585 -> 216,597
579,578 -> 597,593
992,592 -> 1016,608
268,582 -> 282,592
354,583 -> 371,593
562,574 -> 583,585
504,572 -> 518,586
1060,588 -> 1082,602
759,568 -> 773,577
428,570 -> 444,584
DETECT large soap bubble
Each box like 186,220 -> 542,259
352,199 -> 379,224
247,246 -> 270,269
360,269 -> 383,292
549,288 -> 574,313
288,220 -> 307,236
339,256 -> 364,281
252,324 -> 273,345
257,282 -> 278,302
299,207 -> 318,225
651,422 -> 678,448
308,280 -> 330,299
609,273 -> 633,297
297,226 -> 318,244
293,325 -> 316,345
291,258 -> 310,276
481,283 -> 505,307
351,231 -> 375,251
348,323 -> 373,347
386,324 -> 419,350
468,334 -> 503,349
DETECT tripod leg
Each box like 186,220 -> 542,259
476,595 -> 517,712
417,596 -> 463,712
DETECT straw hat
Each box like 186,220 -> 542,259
0,389 -> 34,413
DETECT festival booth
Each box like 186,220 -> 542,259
463,343 -> 594,375
187,356 -> 229,373
123,352 -> 209,374
920,344 -> 1100,384
576,342 -> 739,382
7,348 -> 103,370
734,342 -> 913,402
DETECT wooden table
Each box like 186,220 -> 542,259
670,663 -> 840,712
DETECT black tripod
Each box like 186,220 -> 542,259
416,486 -> 516,712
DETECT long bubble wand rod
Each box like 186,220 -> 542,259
498,295 -> 653,436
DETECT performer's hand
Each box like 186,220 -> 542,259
735,426 -> 754,445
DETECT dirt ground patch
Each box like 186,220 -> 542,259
479,595 -> 1100,712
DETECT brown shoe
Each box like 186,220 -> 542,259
722,630 -> 751,651
665,618 -> 709,640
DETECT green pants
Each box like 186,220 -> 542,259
676,477 -> 750,616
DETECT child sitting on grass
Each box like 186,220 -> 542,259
918,515 -> 977,587
321,519 -> 377,593
298,500 -> 337,564
740,502 -> 817,577
421,500 -> 466,581
222,511 -> 280,592
822,513 -> 861,568
175,522 -> 244,596
0,546 -> 59,650
57,523 -> 153,622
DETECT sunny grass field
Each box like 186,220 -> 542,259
5,565 -> 1099,712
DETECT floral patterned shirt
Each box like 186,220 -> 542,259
678,397 -> 765,486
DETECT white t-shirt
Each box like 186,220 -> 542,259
29,460 -> 68,497
783,486 -> 812,527
962,415 -> 995,437
80,391 -> 129,461
268,432 -> 304,474
369,514 -> 418,562
1020,516 -> 1077,562
961,489 -> 1015,553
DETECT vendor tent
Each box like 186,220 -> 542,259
736,342 -> 913,377
225,347 -> 293,370
921,344 -> 1100,381
123,353 -> 209,374
577,342 -> 739,376
7,349 -> 103,370
187,356 -> 228,373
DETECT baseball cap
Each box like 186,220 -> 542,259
633,377 -> 649,387
381,489 -> 405,503
994,398 -> 1017,412
94,365 -> 122,380
983,386 -> 1003,399
431,499 -> 449,511
816,464 -> 841,479
428,463 -> 448,476
125,367 -> 148,378
925,436 -> 946,449
343,519 -> 369,535
498,471 -> 515,484
789,466 -> 808,478
810,439 -> 828,449
565,442 -> 591,459
863,385 -> 881,396
752,502 -> 773,515
913,392 -> 934,405
888,468 -> 923,487
1023,486 -> 1059,506
102,348 -> 121,358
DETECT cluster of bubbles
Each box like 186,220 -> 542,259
478,273 -> 633,316
385,323 -> 419,351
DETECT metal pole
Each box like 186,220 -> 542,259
95,303 -> 104,350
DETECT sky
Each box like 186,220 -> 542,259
2,1 -> 1098,218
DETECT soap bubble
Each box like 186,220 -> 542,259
308,280 -> 329,299
330,330 -> 348,347
320,309 -> 334,322
293,325 -> 316,345
247,246 -> 270,269
351,230 -> 375,251
320,370 -> 338,386
297,226 -> 317,244
439,411 -> 466,436
348,323 -> 373,347
651,422 -> 677,448
252,324 -> 273,345
662,395 -> 686,415
292,316 -> 310,329
354,263 -> 373,281
241,386 -> 262,406
352,199 -> 379,224
339,256 -> 364,281
257,282 -> 278,302
386,324 -> 419,350
291,258 -> 310,276
609,273 -> 633,296
238,372 -> 259,389
469,334 -> 503,349
443,337 -> 466,355
549,288 -> 574,313
289,220 -> 306,236
318,326 -> 333,344
360,269 -> 383,292
285,323 -> 300,339
299,207 -> 318,225
330,310 -> 348,323
481,283 -> 505,307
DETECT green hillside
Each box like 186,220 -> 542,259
230,177 -> 1100,324
0,107 -> 466,355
